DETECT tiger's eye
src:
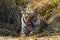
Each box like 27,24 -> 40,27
34,20 -> 36,22
25,16 -> 28,19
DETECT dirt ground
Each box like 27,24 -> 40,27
0,36 -> 60,40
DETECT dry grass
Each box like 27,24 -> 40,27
0,0 -> 60,40
0,36 -> 60,40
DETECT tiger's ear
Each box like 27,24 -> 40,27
20,10 -> 24,14
20,10 -> 26,15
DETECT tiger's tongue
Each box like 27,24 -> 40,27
27,24 -> 32,31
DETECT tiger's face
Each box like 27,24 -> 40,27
21,7 -> 37,23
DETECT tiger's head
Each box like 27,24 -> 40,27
21,6 -> 38,23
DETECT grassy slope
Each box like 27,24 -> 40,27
0,0 -> 60,40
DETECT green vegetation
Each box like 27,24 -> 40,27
39,0 -> 60,17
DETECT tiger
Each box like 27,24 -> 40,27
20,5 -> 48,37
